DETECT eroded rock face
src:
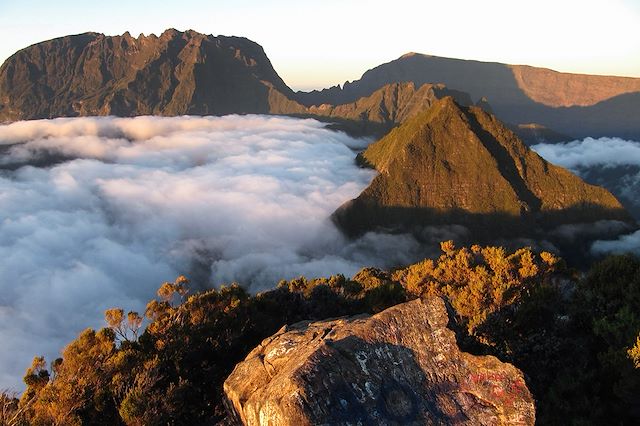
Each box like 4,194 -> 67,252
224,298 -> 535,425
308,82 -> 471,129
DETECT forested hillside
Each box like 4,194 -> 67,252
3,243 -> 638,425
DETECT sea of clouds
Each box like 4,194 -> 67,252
532,137 -> 640,256
0,115 -> 430,389
532,137 -> 640,170
2,122 -> 639,390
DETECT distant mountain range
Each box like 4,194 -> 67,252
1,30 -> 639,142
296,52 -> 640,140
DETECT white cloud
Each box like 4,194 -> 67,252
532,137 -> 640,256
592,230 -> 640,255
0,115 -> 424,390
531,137 -> 640,170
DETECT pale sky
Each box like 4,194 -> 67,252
0,0 -> 638,91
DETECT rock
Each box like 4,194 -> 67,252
307,82 -> 472,125
510,123 -> 571,145
224,298 -> 536,425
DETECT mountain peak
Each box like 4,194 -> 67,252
358,96 -> 469,172
399,51 -> 421,59
305,83 -> 473,137
160,28 -> 181,38
334,97 -> 631,244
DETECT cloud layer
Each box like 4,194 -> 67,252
6,127 -> 637,390
0,115 -> 424,389
532,137 -> 640,170
532,137 -> 640,255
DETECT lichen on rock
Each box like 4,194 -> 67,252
224,297 -> 536,425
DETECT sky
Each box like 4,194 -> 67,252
0,0 -> 638,91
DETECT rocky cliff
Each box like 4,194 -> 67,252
333,97 -> 632,241
224,297 -> 536,425
0,29 -> 306,121
295,53 -> 640,140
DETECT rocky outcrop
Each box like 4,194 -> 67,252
224,297 -> 535,425
295,53 -> 640,140
333,97 -> 632,241
294,81 -> 476,138
509,123 -> 571,144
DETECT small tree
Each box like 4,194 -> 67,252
629,334 -> 640,369
105,309 -> 143,342
1,390 -> 23,426
157,275 -> 190,305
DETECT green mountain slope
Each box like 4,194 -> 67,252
334,97 -> 631,239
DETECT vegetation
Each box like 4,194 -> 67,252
397,242 -> 640,424
3,243 -> 639,425
555,254 -> 640,423
6,272 -> 405,425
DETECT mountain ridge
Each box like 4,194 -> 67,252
295,52 -> 640,140
2,31 -> 639,142
296,52 -> 640,107
0,31 -> 472,137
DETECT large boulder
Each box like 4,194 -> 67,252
224,298 -> 535,425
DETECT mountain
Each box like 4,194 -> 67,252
304,81 -> 473,137
296,53 -> 640,140
0,29 -> 484,140
5,31 -> 631,144
333,97 -> 632,243
0,29 -> 306,121
0,31 -> 472,133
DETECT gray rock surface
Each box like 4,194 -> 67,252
224,297 -> 535,425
